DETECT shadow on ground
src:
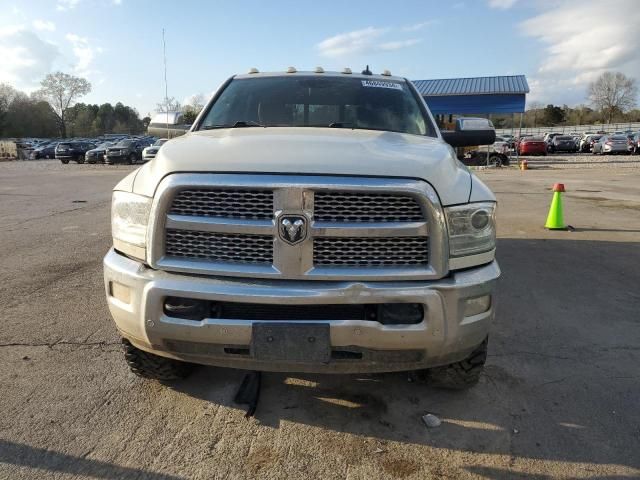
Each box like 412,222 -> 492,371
0,439 -> 184,480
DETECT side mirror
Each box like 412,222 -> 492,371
441,117 -> 496,147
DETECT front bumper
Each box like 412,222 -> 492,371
106,154 -> 128,163
104,248 -> 500,373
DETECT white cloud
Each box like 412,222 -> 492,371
0,27 -> 59,88
520,0 -> 640,105
317,26 -> 421,58
402,21 -> 436,32
32,19 -> 56,32
65,33 -> 102,77
113,0 -> 122,4
380,39 -> 421,51
56,0 -> 81,10
488,0 -> 518,8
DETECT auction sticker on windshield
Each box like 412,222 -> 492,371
361,80 -> 403,90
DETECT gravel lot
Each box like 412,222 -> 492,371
1,160 -> 639,479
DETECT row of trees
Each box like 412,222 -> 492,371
0,72 -> 146,138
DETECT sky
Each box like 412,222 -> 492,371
1,0 -> 639,117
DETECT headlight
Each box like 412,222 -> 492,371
445,202 -> 496,258
111,191 -> 152,261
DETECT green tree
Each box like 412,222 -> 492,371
543,104 -> 565,125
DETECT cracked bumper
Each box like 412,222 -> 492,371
104,248 -> 500,373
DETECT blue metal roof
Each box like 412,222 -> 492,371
412,75 -> 529,97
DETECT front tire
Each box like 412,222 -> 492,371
122,339 -> 193,381
425,338 -> 488,390
128,153 -> 136,165
60,159 -> 69,164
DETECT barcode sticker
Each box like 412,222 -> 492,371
361,80 -> 403,91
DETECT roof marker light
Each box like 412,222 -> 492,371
315,66 -> 324,73
342,67 -> 352,74
381,69 -> 392,76
286,66 -> 297,73
248,68 -> 259,74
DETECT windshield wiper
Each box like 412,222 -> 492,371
202,120 -> 265,130
328,122 -> 353,128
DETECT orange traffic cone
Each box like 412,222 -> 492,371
545,183 -> 567,230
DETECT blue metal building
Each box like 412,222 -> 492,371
412,75 -> 529,115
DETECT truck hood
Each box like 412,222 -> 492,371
129,128 -> 475,205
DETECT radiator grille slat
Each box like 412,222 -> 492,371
165,229 -> 273,264
314,237 -> 428,267
314,192 -> 423,223
170,189 -> 273,220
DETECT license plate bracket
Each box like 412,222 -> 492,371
251,323 -> 330,363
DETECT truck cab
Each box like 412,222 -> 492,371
104,69 -> 499,389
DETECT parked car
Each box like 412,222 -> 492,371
627,132 -> 640,154
85,142 -> 114,163
142,138 -> 167,161
55,141 -> 96,164
105,139 -> 147,164
543,133 -> 561,152
30,142 -> 58,159
551,135 -> 578,153
592,135 -> 629,155
517,136 -> 547,156
580,134 -> 602,153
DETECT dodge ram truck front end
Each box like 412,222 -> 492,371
104,70 -> 499,388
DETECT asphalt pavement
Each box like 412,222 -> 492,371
1,160 -> 639,479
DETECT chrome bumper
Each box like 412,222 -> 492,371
104,248 -> 500,373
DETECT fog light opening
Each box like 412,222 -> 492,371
109,281 -> 131,304
464,295 -> 491,317
164,296 -> 208,321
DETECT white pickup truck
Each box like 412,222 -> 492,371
104,69 -> 499,389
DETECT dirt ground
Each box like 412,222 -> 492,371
0,161 -> 639,479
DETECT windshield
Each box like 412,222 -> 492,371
198,76 -> 435,136
153,139 -> 167,146
116,140 -> 133,147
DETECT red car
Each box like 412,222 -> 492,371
518,137 -> 547,156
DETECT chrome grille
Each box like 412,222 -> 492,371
314,237 -> 428,267
165,229 -> 273,264
151,174 -> 446,280
314,192 -> 423,222
170,189 -> 273,219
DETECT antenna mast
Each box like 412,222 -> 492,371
162,28 -> 169,138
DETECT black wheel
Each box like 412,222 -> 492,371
424,338 -> 488,390
488,154 -> 502,167
122,339 -> 193,381
76,155 -> 84,164
128,153 -> 136,165
60,159 -> 69,164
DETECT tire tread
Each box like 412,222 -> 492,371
122,339 -> 193,381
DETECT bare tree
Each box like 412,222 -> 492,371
155,96 -> 181,113
588,71 -> 637,124
35,72 -> 91,137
